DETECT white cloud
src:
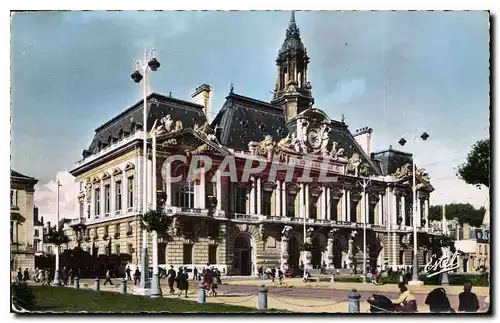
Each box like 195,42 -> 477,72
34,171 -> 78,225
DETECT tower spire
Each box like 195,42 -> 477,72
290,10 -> 295,24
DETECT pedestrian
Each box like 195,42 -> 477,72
103,268 -> 113,285
278,268 -> 284,285
125,266 -> 132,281
37,269 -> 44,283
33,268 -> 39,282
23,268 -> 30,283
425,287 -> 454,313
41,270 -> 48,286
257,266 -> 263,278
392,282 -> 417,313
69,268 -> 74,285
211,271 -> 218,297
458,282 -> 480,312
133,268 -> 140,286
61,267 -> 68,286
167,265 -> 176,294
215,268 -> 222,285
176,267 -> 189,298
271,267 -> 276,283
193,267 -> 198,281
17,268 -> 23,283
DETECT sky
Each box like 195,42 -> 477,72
10,11 -> 490,224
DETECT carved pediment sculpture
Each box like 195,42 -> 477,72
167,217 -> 181,237
248,135 -> 276,160
328,227 -> 339,239
393,163 -> 412,180
415,167 -> 430,181
154,115 -> 183,136
258,224 -> 267,241
350,230 -> 358,240
347,153 -> 362,176
161,138 -> 178,148
194,122 -> 220,145
186,144 -> 208,156
401,233 -> 412,246
281,225 -> 293,238
359,163 -> 371,177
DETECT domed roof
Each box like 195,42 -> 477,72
278,12 -> 306,57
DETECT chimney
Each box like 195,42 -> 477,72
353,127 -> 373,155
191,84 -> 212,123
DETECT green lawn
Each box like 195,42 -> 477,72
21,286 -> 271,313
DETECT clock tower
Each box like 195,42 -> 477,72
271,11 -> 314,120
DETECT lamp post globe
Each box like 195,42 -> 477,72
148,57 -> 161,72
131,70 -> 143,83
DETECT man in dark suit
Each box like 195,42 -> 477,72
458,282 -> 480,312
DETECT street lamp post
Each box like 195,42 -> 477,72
357,178 -> 371,283
398,130 -> 429,285
131,48 -> 161,290
53,180 -> 62,286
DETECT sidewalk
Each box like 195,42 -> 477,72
225,278 -> 490,297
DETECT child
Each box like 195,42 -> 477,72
278,268 -> 284,285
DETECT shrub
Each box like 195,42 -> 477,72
335,277 -> 362,283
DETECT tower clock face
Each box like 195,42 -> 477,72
307,129 -> 321,149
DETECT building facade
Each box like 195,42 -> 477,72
11,170 -> 39,271
69,13 -> 445,276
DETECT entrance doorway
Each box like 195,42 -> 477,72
288,236 -> 300,267
311,237 -> 324,269
234,235 -> 252,276
332,239 -> 343,269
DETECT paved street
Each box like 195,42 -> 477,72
46,278 -> 487,313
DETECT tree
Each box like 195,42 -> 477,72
457,138 -> 490,188
141,210 -> 170,235
44,230 -> 70,245
428,203 -> 485,227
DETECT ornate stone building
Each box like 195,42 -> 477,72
11,170 -> 39,272
69,12 -> 445,276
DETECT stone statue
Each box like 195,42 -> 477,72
348,153 -> 362,176
320,125 -> 331,155
282,225 -> 293,237
174,120 -> 183,132
393,163 -> 412,180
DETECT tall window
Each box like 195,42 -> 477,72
350,200 -> 357,222
208,245 -> 218,265
310,198 -> 318,219
127,177 -> 134,208
178,182 -> 194,208
368,204 -> 375,224
330,199 -> 339,220
127,221 -> 133,235
10,190 -> 14,206
115,244 -> 120,255
127,243 -> 133,255
34,241 -> 39,251
287,194 -> 296,217
34,229 -> 39,237
234,187 -> 247,214
183,244 -> 193,264
95,188 -> 101,215
104,184 -> 111,214
115,180 -> 122,211
115,224 -> 120,238
10,221 -> 14,243
399,250 -> 405,265
79,203 -> 84,218
104,226 -> 109,238
262,191 -> 272,215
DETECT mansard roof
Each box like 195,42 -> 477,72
371,146 -> 413,176
211,93 -> 382,175
84,93 -> 207,157
11,170 -> 38,185
211,92 -> 288,151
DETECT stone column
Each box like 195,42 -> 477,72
152,134 -> 157,210
280,226 -> 292,271
282,182 -> 287,217
256,177 -> 262,215
341,189 -> 346,221
392,191 -> 398,228
424,198 -> 429,229
216,169 -> 222,211
392,233 -> 397,267
100,180 -> 105,216
110,175 -> 115,214
378,194 -> 384,225
305,184 -> 310,219
319,186 -> 325,220
346,190 -> 351,222
327,228 -> 337,268
165,162 -> 172,206
199,167 -> 206,209
299,183 -> 304,218
347,231 -> 356,270
276,180 -> 281,217
249,177 -> 255,214
401,195 -> 406,227
122,177 -> 127,211
304,228 -> 314,271
326,187 -> 331,221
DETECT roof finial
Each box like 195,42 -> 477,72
341,113 -> 345,123
230,83 -> 234,93
290,11 -> 296,24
